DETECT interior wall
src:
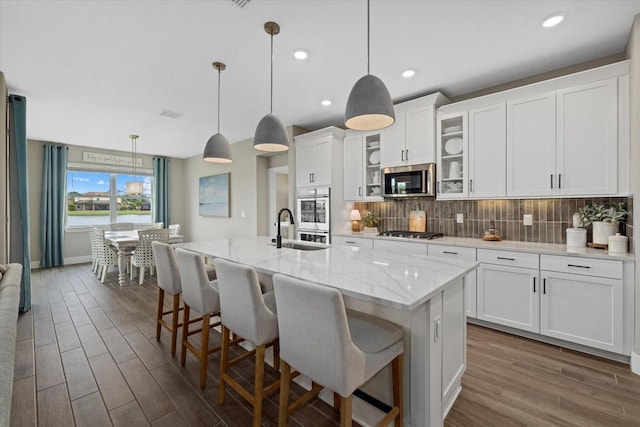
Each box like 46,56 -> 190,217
183,137 -> 260,240
0,72 -> 7,264
626,14 -> 640,362
27,139 -> 185,266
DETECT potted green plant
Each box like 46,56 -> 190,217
361,211 -> 379,234
577,202 -> 628,245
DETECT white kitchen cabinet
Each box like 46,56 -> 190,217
468,103 -> 506,198
428,245 -> 477,318
476,250 -> 540,332
507,79 -> 618,197
436,111 -> 468,199
381,93 -> 449,168
295,127 -> 344,188
506,92 -> 556,197
343,131 -> 383,201
556,78 -> 618,195
331,235 -> 373,249
540,255 -> 623,353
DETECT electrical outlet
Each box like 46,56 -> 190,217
523,214 -> 533,226
456,213 -> 464,224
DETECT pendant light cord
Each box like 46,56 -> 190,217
270,30 -> 274,114
217,67 -> 221,133
367,0 -> 370,75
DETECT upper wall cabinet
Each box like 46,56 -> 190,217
295,127 -> 345,188
381,93 -> 449,168
437,60 -> 630,200
343,130 -> 384,201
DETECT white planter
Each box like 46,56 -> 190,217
592,221 -> 617,245
363,226 -> 379,235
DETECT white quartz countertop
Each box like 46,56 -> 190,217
334,232 -> 635,262
177,236 -> 478,311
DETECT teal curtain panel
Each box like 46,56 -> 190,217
40,144 -> 68,268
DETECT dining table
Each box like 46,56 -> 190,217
104,230 -> 184,286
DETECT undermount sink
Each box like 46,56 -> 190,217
269,242 -> 328,251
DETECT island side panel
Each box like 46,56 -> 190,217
442,277 -> 466,419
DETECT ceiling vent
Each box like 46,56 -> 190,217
231,0 -> 250,8
160,109 -> 183,119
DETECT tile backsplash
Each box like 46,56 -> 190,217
354,197 -> 633,247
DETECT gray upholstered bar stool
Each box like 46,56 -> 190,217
273,274 -> 404,427
175,248 -> 223,389
151,241 -> 185,356
213,258 -> 280,427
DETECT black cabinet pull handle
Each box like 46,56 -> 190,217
550,174 -> 554,189
567,264 -> 590,269
470,179 -> 473,192
346,241 -> 356,244
443,251 -> 458,255
558,173 -> 562,189
533,277 -> 536,293
437,181 -> 440,193
497,257 -> 515,261
543,278 -> 546,294
406,149 -> 409,161
401,150 -> 404,162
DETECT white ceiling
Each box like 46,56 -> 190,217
1,0 -> 639,159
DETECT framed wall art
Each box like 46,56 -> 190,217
199,173 -> 230,217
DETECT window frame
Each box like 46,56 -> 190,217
66,162 -> 154,230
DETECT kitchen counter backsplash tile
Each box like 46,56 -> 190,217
354,197 -> 633,247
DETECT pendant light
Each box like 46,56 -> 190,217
345,0 -> 395,131
203,62 -> 232,163
125,135 -> 143,195
254,21 -> 289,152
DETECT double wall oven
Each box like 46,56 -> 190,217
296,187 -> 331,243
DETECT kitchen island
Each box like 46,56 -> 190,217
177,236 -> 478,427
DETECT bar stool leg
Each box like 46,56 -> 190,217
340,395 -> 353,427
156,288 -> 165,340
278,361 -> 291,427
253,344 -> 266,427
218,325 -> 230,405
181,304 -> 190,366
170,294 -> 180,356
333,393 -> 340,412
200,314 -> 211,389
392,355 -> 404,426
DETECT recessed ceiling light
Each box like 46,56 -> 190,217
402,69 -> 415,78
542,13 -> 567,28
321,100 -> 332,106
293,49 -> 308,60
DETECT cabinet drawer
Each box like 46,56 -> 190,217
477,249 -> 539,269
374,239 -> 428,255
428,244 -> 476,261
331,236 -> 373,249
540,255 -> 622,279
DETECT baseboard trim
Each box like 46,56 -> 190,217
632,351 -> 640,376
33,256 -> 92,268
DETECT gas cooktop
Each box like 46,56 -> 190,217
378,230 -> 444,240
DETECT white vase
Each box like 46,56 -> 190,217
592,221 -> 617,245
363,226 -> 379,234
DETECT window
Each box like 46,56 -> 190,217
66,168 -> 154,227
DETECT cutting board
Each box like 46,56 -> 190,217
409,209 -> 426,232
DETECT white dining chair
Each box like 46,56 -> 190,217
130,228 -> 170,284
95,229 -> 120,283
110,222 -> 134,231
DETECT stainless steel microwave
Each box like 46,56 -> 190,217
382,163 -> 436,198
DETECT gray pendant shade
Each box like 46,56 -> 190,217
254,21 -> 289,152
345,74 -> 395,131
203,132 -> 232,163
254,113 -> 289,152
203,61 -> 232,163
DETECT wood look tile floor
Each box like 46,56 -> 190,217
10,263 -> 640,426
